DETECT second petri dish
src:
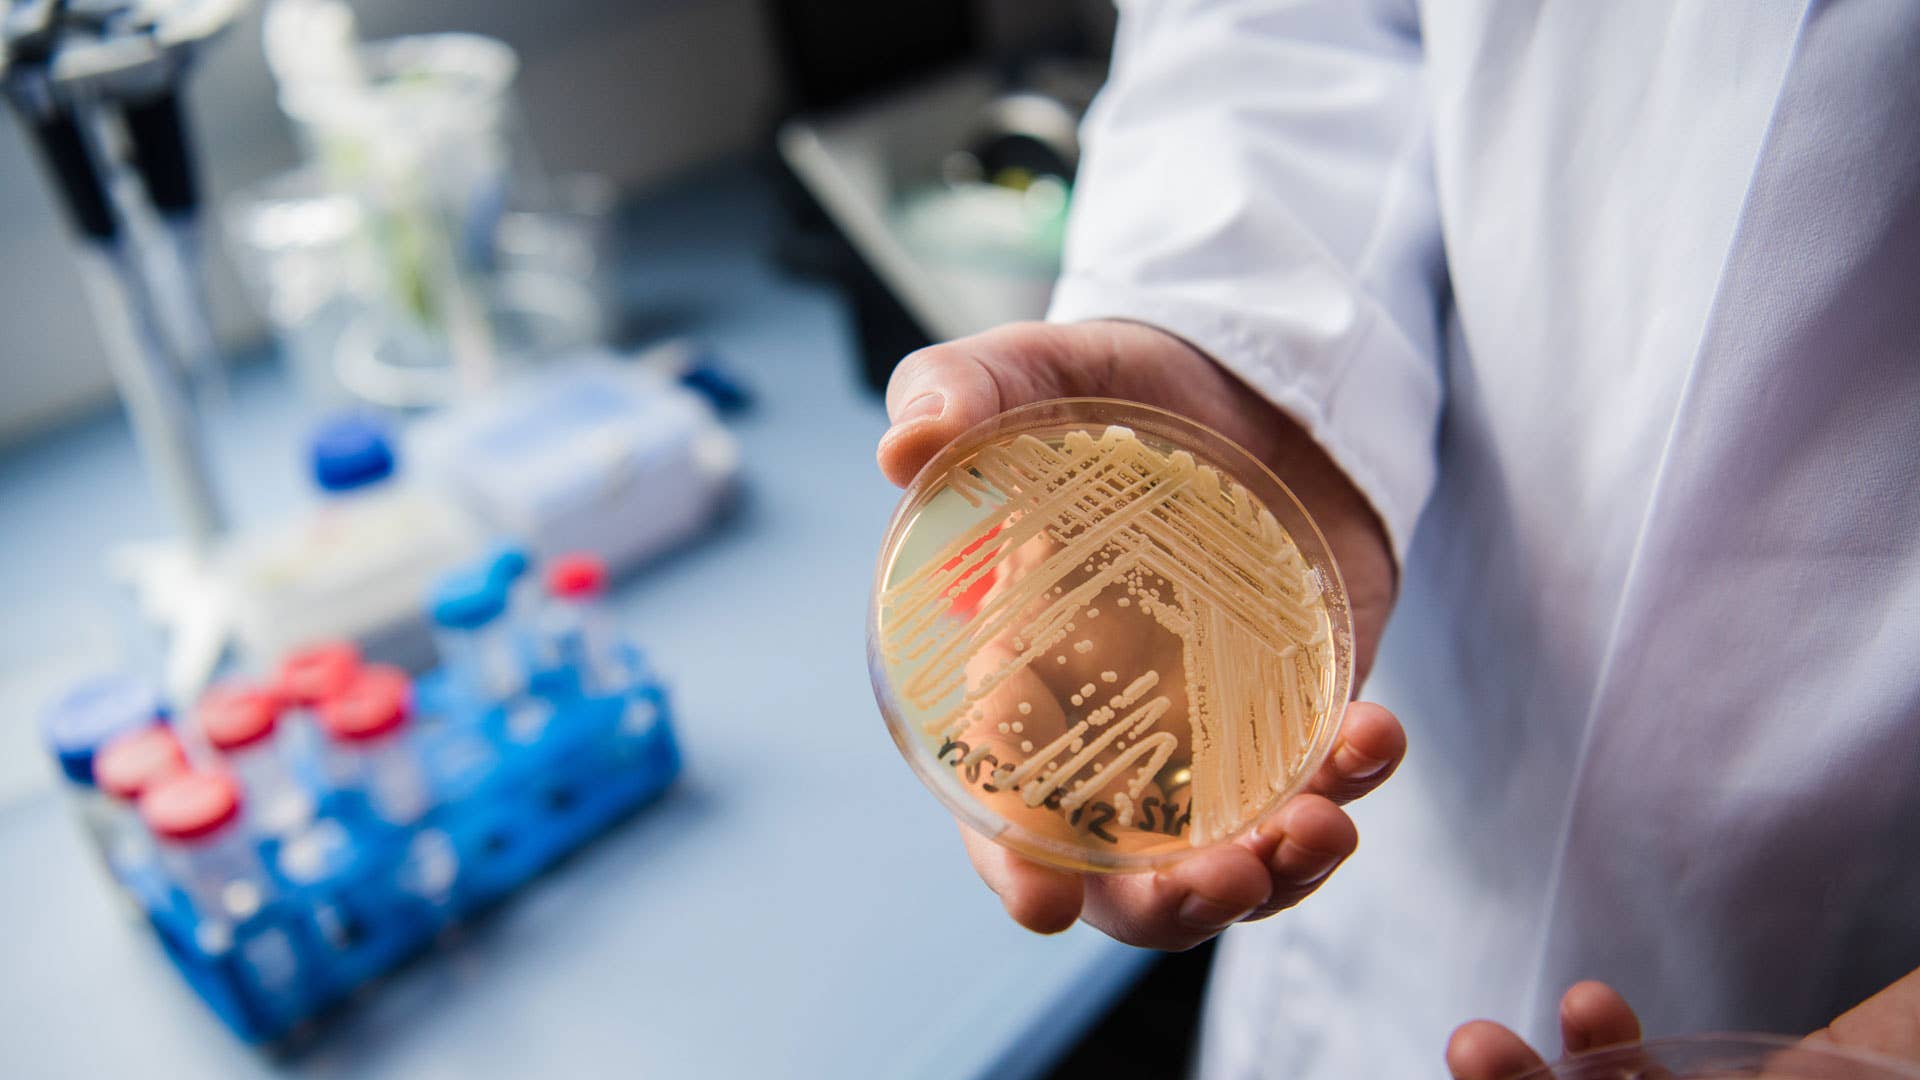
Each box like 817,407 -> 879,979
1511,1035 -> 1920,1079
870,399 -> 1353,873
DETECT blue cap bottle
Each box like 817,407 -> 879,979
483,543 -> 531,588
309,413 -> 396,494
429,569 -> 521,704
431,570 -> 508,631
40,673 -> 164,786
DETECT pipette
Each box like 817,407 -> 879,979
1,0 -> 244,553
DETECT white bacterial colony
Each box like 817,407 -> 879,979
879,424 -> 1335,848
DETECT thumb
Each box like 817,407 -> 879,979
876,321 -> 1112,488
1558,981 -> 1641,1054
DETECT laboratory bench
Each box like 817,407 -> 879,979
0,164 -> 1154,1078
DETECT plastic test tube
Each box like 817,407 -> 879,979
94,725 -> 189,875
318,665 -> 433,827
39,674 -> 167,871
268,647 -> 363,895
543,553 -> 623,694
198,684 -> 314,836
141,769 -> 274,927
275,641 -> 362,782
485,542 -> 545,661
431,570 -> 522,705
485,543 -> 533,608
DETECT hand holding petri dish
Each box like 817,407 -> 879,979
870,399 -> 1354,872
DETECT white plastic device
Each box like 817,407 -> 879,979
409,353 -> 739,576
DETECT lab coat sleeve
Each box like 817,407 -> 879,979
1048,0 -> 1446,564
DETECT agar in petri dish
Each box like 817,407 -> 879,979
869,399 -> 1353,873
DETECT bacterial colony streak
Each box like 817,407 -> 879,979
880,424 -> 1336,847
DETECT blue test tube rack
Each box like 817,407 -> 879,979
113,647 -> 680,1045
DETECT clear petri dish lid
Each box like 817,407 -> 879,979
869,398 -> 1354,873
1512,1034 -> 1920,1079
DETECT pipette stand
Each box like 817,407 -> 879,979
4,1 -> 251,700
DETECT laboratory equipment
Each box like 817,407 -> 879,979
198,684 -> 314,836
490,171 -> 618,359
96,725 -> 189,814
40,673 -> 168,872
225,158 -> 618,413
316,664 -> 431,827
280,638 -> 364,707
221,168 -> 377,412
1,0 -> 242,554
93,724 -> 188,877
410,354 -> 739,575
225,413 -> 482,669
3,0 -> 251,703
266,4 -> 513,405
429,571 -> 523,707
48,549 -> 682,1044
543,553 -> 623,695
482,539 -> 538,638
777,63 -> 1103,390
870,399 -> 1353,873
485,542 -> 532,594
895,88 -> 1082,278
273,640 -> 360,770
254,1 -> 618,409
1513,1035 -> 1920,1079
276,641 -> 362,711
142,769 -> 276,930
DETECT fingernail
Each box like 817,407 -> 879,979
1178,892 -> 1255,931
1272,840 -> 1341,886
892,391 -> 945,427
1332,740 -> 1390,780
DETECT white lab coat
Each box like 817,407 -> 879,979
1047,1 -> 1920,1075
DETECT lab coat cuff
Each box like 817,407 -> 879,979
1046,276 -> 1436,568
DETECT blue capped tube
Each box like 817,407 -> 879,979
40,674 -> 167,873
430,569 -> 523,705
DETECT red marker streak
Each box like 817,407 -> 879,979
943,523 -> 1004,618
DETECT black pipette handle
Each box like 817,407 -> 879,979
22,108 -> 117,241
123,90 -> 198,218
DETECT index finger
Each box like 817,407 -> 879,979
1305,701 -> 1406,806
1447,1020 -> 1549,1080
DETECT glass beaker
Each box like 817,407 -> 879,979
276,32 -> 524,407
223,168 -> 372,411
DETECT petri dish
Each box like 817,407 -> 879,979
1512,1035 -> 1920,1079
869,398 -> 1353,873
